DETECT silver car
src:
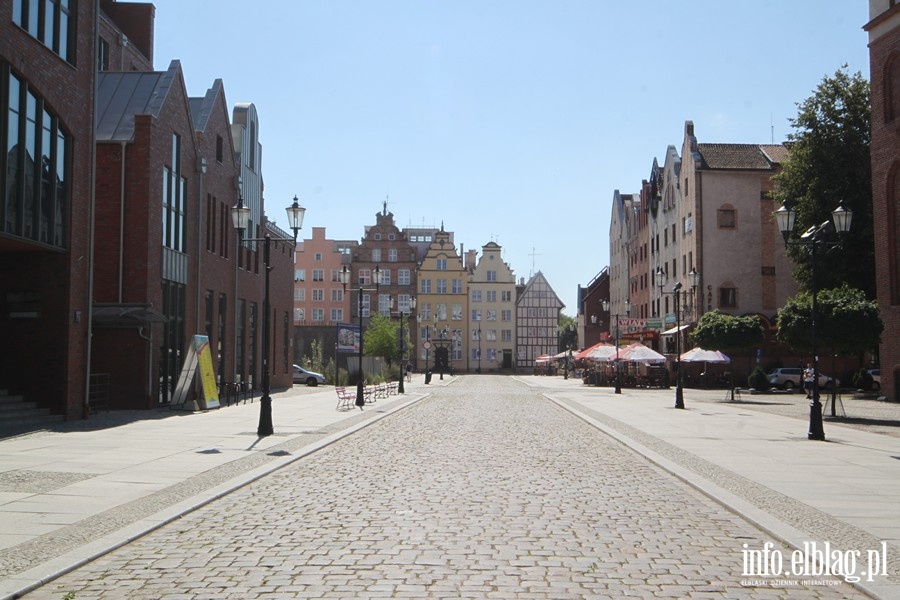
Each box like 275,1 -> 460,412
767,367 -> 838,391
293,364 -> 326,386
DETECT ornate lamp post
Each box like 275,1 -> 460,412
231,195 -> 306,436
775,200 -> 852,440
601,298 -> 630,393
393,296 -> 416,393
657,268 -> 700,409
339,264 -> 380,409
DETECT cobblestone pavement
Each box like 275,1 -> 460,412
26,377 -> 867,599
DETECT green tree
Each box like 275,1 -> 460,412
773,66 -> 873,297
558,313 -> 577,352
776,284 -> 883,356
690,310 -> 766,399
363,314 -> 401,365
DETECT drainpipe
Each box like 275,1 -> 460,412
83,0 -> 100,420
118,140 -> 126,302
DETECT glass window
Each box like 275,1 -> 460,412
452,279 -> 463,294
372,248 -> 381,262
388,248 -> 397,262
420,279 -> 431,294
398,269 -> 411,285
436,258 -> 447,270
437,279 -> 447,294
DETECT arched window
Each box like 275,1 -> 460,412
885,52 -> 900,123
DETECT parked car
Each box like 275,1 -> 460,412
767,367 -> 838,391
869,369 -> 881,391
293,364 -> 325,386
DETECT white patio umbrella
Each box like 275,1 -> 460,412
679,347 -> 731,363
617,342 -> 666,363
585,344 -> 620,362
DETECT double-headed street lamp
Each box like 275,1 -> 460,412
339,264 -> 380,409
390,296 -> 416,393
657,268 -> 700,409
231,195 -> 306,437
601,299 -> 629,393
775,200 -> 852,441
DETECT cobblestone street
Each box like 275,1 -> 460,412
26,377 -> 867,599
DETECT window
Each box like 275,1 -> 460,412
374,233 -> 381,240
358,269 -> 371,285
718,206 -> 736,228
420,279 -> 432,293
452,304 -> 463,320
294,308 -> 304,322
502,330 -> 512,342
98,37 -> 110,71
312,289 -> 324,302
379,294 -> 391,316
398,294 -> 413,313
719,286 -> 737,308
295,269 -> 305,282
398,269 -> 411,285
293,288 -> 304,301
312,308 -> 325,321
331,288 -> 344,302
14,0 -> 74,62
331,308 -> 343,321
436,258 -> 447,270
502,310 -> 512,321
4,73 -> 70,247
436,303 -> 447,320
372,248 -> 381,262
314,252 -> 323,261
486,310 -> 497,321
471,290 -> 482,302
452,279 -> 463,294
486,290 -> 497,302
312,269 -> 324,281
486,329 -> 497,341
388,248 -> 397,262
471,309 -> 482,321
162,135 -> 188,252
437,279 -> 447,294
216,135 -> 223,163
379,268 -> 390,285
487,270 -> 497,281
501,291 -> 512,302
361,293 -> 371,318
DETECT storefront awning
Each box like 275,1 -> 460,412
661,324 -> 690,335
92,304 -> 167,328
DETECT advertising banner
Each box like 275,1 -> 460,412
194,335 -> 220,410
336,323 -> 360,353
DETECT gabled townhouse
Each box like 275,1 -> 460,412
92,58 -> 294,408
649,146 -> 682,321
417,225 -> 467,374
515,271 -> 564,371
1,0 -> 97,420
865,0 -> 900,402
608,190 -> 638,319
468,242 -> 517,372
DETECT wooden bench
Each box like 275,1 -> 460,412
335,387 -> 356,411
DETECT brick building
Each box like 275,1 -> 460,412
1,0 -> 97,419
865,0 -> 900,401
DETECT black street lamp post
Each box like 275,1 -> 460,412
392,296 -> 416,394
231,195 -> 306,437
657,268 -> 700,409
601,299 -> 629,394
339,264 -> 380,409
775,200 -> 852,441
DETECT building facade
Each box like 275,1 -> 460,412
865,0 -> 900,401
515,271 -> 564,371
468,242 -> 517,372
1,0 -> 97,419
417,226 -> 467,374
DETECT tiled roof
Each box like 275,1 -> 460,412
697,143 -> 788,170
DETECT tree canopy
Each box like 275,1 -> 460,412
690,310 -> 765,354
773,66 -> 873,297
776,284 -> 883,356
363,314 -> 404,365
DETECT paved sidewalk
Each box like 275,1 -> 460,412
0,374 -> 897,599
0,378 -> 442,600
526,376 -> 900,599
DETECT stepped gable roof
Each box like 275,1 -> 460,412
189,79 -> 224,132
96,60 -> 183,142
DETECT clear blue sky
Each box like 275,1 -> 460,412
151,1 -> 871,315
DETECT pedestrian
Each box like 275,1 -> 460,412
804,363 -> 815,398
405,362 -> 412,383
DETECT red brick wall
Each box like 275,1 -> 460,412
0,1 -> 96,419
869,14 -> 900,402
